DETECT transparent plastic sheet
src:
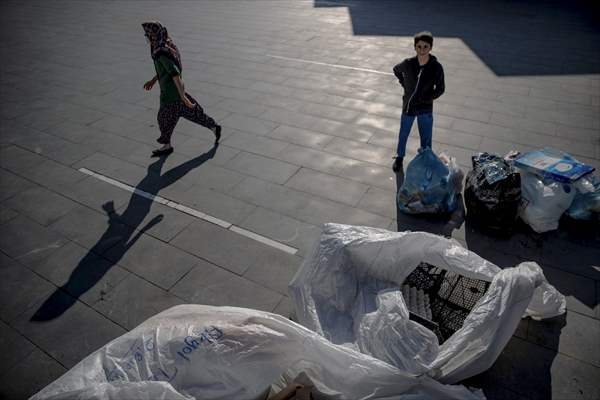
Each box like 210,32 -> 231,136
519,170 -> 576,232
464,153 -> 521,231
30,305 -> 484,400
289,224 -> 566,385
397,148 -> 463,214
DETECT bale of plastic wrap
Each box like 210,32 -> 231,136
397,148 -> 464,214
30,305 -> 484,400
289,224 -> 566,384
464,153 -> 521,231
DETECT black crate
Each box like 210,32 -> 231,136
403,262 -> 490,343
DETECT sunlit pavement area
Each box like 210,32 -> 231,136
1,0 -> 599,398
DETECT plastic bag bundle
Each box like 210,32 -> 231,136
464,153 -> 521,231
566,175 -> 600,220
31,305 -> 485,400
519,171 -> 576,233
397,148 -> 463,214
289,224 -> 566,384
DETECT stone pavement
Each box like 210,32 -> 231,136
0,0 -> 599,398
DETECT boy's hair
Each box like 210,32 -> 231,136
414,31 -> 433,47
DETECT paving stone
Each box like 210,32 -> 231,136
0,252 -> 55,322
57,174 -> 133,213
226,151 -> 299,184
311,118 -> 376,142
214,98 -> 268,117
42,120 -> 101,144
170,259 -> 283,312
104,232 -> 197,290
89,274 -> 184,330
74,152 -> 150,187
171,219 -> 262,275
300,102 -> 360,123
176,137 -> 241,166
49,204 -> 133,255
3,186 -> 79,227
220,113 -> 278,136
267,124 -> 335,148
11,291 -> 126,369
356,186 -> 397,219
238,206 -> 321,257
324,136 -> 391,166
0,168 -> 36,202
285,168 -> 369,206
272,296 -> 295,320
221,130 -> 290,159
26,240 -> 130,307
0,320 -> 36,377
0,347 -> 67,400
0,145 -> 46,175
177,184 -> 257,225
19,158 -> 88,189
0,215 -> 68,267
260,108 -> 321,130
276,143 -> 360,175
540,266 -> 598,319
116,198 -> 196,243
242,250 -> 301,295
337,159 -> 397,191
0,204 -> 19,225
527,311 -> 600,367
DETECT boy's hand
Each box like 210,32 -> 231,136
143,79 -> 156,91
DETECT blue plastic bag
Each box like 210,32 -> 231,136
566,175 -> 600,220
397,148 -> 462,214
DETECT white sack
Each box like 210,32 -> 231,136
519,171 -> 576,232
289,224 -> 566,384
31,305 -> 484,400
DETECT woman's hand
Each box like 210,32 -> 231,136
182,96 -> 195,109
143,77 -> 157,91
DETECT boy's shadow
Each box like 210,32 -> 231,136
31,144 -> 219,321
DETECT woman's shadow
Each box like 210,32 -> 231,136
31,144 -> 219,321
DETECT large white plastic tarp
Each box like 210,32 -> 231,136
31,305 -> 484,400
289,224 -> 566,384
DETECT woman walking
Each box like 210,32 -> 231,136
142,21 -> 221,157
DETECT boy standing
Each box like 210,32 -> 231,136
392,31 -> 445,172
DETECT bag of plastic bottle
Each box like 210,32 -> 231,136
566,175 -> 600,220
397,148 -> 463,214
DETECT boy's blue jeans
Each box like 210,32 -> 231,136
395,112 -> 433,158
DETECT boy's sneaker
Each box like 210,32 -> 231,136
392,157 -> 403,172
213,125 -> 222,143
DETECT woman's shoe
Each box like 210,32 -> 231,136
151,147 -> 174,157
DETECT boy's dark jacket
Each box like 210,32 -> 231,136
393,55 -> 445,115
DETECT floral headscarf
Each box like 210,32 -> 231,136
142,21 -> 182,70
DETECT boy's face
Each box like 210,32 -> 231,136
415,40 -> 431,57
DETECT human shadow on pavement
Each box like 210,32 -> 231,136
314,0 -> 600,76
395,167 -> 466,238
462,313 -> 566,400
31,144 -> 219,321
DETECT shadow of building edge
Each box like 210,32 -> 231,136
313,0 -> 600,76
30,143 -> 219,322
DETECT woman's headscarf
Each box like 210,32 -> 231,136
142,21 -> 182,70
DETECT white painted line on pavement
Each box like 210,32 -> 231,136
267,54 -> 394,76
230,226 -> 298,255
78,168 -> 297,255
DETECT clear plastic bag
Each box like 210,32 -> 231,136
519,170 -> 576,232
289,224 -> 566,384
31,305 -> 484,400
566,175 -> 600,220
